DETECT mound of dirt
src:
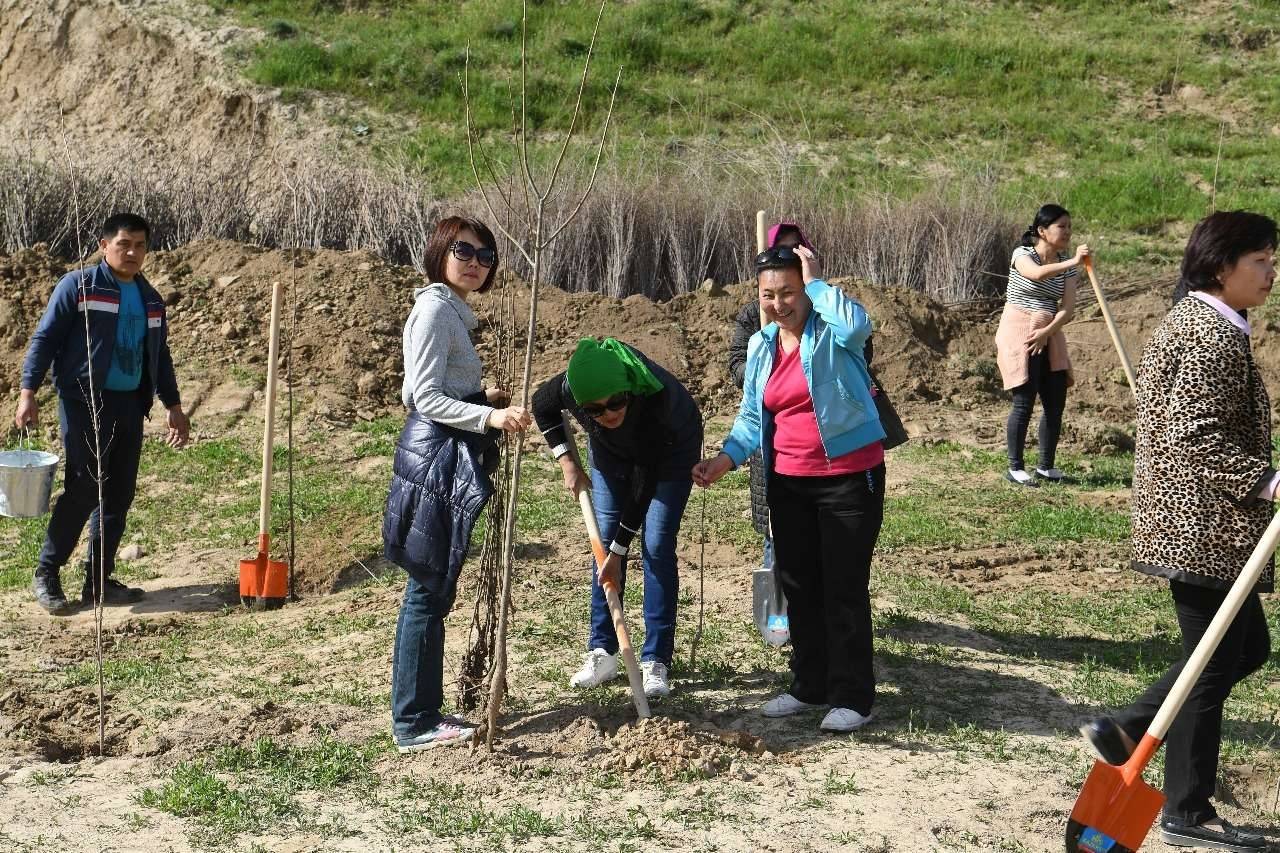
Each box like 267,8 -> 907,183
0,0 -> 371,173
600,717 -> 767,779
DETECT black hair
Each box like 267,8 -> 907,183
1180,210 -> 1278,293
754,246 -> 802,275
99,212 -> 151,242
1020,204 -> 1070,247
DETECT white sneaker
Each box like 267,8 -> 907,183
569,648 -> 619,688
820,707 -> 874,732
1035,467 -> 1064,482
1005,468 -> 1039,488
761,693 -> 827,718
640,661 -> 671,698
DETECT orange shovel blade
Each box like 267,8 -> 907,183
1065,759 -> 1164,852
239,534 -> 288,608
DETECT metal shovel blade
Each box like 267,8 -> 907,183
239,550 -> 288,610
1064,759 -> 1164,852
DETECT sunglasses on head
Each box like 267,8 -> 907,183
450,240 -> 497,268
581,392 -> 631,417
755,245 -> 803,273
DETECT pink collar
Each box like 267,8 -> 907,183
1189,290 -> 1250,336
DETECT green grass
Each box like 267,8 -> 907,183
137,735 -> 380,843
207,0 -> 1280,257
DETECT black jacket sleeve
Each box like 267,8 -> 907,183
532,372 -> 575,457
728,301 -> 761,389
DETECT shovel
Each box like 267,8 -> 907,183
1082,257 -> 1137,398
575,486 -> 651,719
239,281 -> 288,610
1065,509 -> 1280,852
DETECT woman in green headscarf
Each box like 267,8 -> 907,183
533,338 -> 703,699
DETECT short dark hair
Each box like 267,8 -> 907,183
423,216 -> 499,293
1181,211 -> 1278,293
1021,204 -> 1069,247
755,246 -> 802,276
99,212 -> 151,242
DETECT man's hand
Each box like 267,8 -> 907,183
597,551 -> 623,592
166,405 -> 190,448
14,390 -> 38,430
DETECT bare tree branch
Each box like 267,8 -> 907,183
465,48 -> 535,268
542,66 -> 623,250
518,0 -> 539,200
543,0 -> 609,198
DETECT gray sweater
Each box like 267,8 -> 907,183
400,283 -> 492,433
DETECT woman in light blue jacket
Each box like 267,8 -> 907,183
693,244 -> 885,733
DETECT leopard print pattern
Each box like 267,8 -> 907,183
1131,297 -> 1275,591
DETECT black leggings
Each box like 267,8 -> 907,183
1005,351 -> 1067,471
1115,581 -> 1270,826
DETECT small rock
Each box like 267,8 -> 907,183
214,275 -> 239,288
699,277 -> 726,297
119,544 -> 147,561
220,320 -> 239,339
356,372 -> 380,395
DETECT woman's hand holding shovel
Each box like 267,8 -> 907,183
597,551 -> 623,591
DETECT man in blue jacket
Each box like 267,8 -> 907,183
13,213 -> 190,614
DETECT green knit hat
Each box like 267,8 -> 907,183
566,338 -> 663,405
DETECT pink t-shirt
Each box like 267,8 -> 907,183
763,341 -> 884,476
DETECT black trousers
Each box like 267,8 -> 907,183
1114,580 -> 1271,826
36,392 -> 146,582
768,464 -> 885,714
1005,351 -> 1067,471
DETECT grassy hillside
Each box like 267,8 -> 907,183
212,0 -> 1280,264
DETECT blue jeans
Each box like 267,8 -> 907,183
587,468 -> 691,667
390,576 -> 451,738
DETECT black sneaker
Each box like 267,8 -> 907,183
32,572 -> 76,615
81,576 -> 145,606
1160,818 -> 1266,851
1079,716 -> 1136,765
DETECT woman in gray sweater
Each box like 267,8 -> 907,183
387,216 -> 530,753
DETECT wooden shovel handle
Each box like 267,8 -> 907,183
258,282 -> 284,541
756,210 -> 767,328
576,487 -> 651,719
1082,257 -> 1138,397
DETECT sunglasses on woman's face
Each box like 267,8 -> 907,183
581,393 -> 631,418
450,240 -> 497,268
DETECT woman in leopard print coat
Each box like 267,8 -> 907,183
1081,211 -> 1278,853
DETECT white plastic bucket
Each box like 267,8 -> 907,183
0,449 -> 60,518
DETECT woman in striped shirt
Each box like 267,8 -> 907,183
994,204 -> 1090,486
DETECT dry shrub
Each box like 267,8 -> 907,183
0,140 -> 1016,303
